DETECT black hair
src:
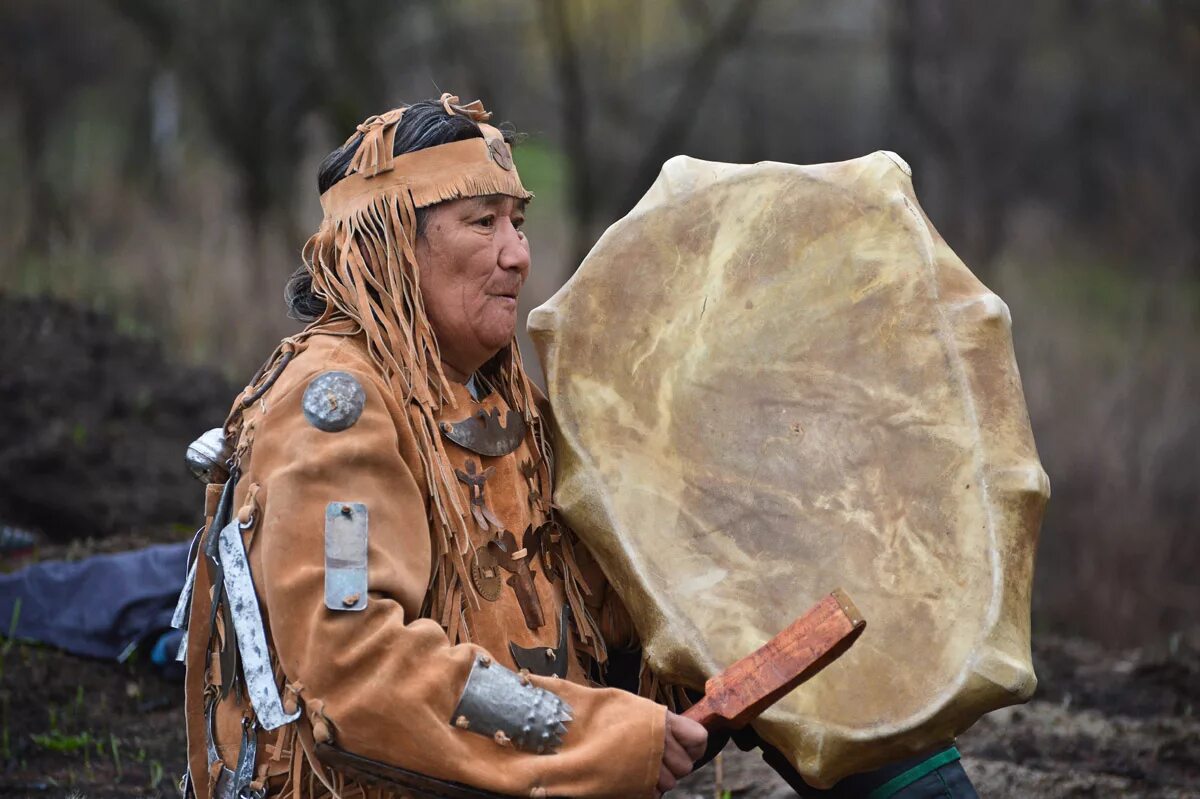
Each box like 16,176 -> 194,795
286,100 -> 518,322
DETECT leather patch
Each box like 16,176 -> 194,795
325,502 -> 368,612
440,408 -> 526,457
488,527 -> 545,630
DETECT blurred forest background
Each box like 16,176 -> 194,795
1,0 -> 1197,657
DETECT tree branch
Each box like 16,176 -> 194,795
618,0 -> 765,213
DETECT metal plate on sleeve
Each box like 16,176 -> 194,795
325,502 -> 369,612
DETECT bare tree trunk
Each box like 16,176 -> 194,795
536,0 -> 596,269
618,0 -> 765,214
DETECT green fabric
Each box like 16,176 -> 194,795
867,747 -> 962,799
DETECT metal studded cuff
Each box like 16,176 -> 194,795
450,655 -> 573,754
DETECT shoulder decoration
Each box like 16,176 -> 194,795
302,371 -> 366,432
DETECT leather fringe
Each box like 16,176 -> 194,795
226,182 -> 603,662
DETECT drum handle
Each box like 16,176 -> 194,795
681,589 -> 865,731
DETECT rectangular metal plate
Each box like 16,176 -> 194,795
325,502 -> 369,612
217,520 -> 301,730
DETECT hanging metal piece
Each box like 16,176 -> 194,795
206,702 -> 259,799
170,526 -> 205,662
204,476 -> 240,700
534,521 -> 563,583
217,519 -> 302,731
470,545 -> 503,602
450,655 -> 572,754
440,407 -> 526,457
324,502 -> 369,612
302,371 -> 366,432
172,526 -> 204,631
509,605 -> 571,679
455,459 -> 503,531
519,458 -> 543,509
186,428 -> 231,484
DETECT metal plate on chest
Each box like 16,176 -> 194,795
439,407 -> 526,457
324,502 -> 368,611
509,605 -> 571,679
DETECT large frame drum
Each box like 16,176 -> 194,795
529,153 -> 1049,787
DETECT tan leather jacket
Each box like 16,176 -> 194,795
183,330 -> 665,799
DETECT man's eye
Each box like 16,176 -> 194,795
512,217 -> 525,230
475,215 -> 495,228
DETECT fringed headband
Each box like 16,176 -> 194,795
319,94 -> 533,218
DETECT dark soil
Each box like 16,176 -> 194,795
2,629 -> 1195,798
0,639 -> 185,797
0,293 -> 237,543
0,295 -> 1196,797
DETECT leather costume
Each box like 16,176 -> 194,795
182,331 -> 665,798
178,96 -> 666,799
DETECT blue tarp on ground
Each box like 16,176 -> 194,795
0,541 -> 189,660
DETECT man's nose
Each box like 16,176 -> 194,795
497,220 -> 530,276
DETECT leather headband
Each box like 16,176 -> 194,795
321,97 -> 532,217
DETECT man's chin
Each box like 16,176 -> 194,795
478,324 -> 517,355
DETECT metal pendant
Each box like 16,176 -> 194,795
535,521 -> 563,583
203,476 -> 239,699
470,545 -> 503,601
170,526 -> 205,662
509,605 -> 571,679
440,408 -> 526,457
206,702 -> 259,799
171,526 -> 204,631
455,459 -> 503,532
217,519 -> 302,731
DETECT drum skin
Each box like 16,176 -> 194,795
528,152 -> 1049,787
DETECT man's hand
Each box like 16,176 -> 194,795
656,711 -> 708,796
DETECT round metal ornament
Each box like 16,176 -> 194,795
302,371 -> 366,432
487,138 -> 514,171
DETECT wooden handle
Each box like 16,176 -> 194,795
683,589 -> 864,730
682,693 -> 723,728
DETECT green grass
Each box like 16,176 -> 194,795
31,730 -> 92,754
149,759 -> 165,789
109,733 -> 122,779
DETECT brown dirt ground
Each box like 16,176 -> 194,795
1,627 -> 1196,797
1,295 -> 1196,797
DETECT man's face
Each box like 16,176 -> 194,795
414,194 -> 530,376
